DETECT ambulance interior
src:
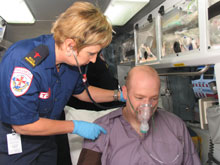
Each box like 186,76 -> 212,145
1,0 -> 220,164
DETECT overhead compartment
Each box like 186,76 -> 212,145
134,0 -> 220,68
161,0 -> 199,57
135,15 -> 158,64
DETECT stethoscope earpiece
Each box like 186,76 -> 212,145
72,50 -> 77,57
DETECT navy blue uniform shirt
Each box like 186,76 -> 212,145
0,34 -> 85,125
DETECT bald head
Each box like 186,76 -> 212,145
122,65 -> 160,125
125,65 -> 160,90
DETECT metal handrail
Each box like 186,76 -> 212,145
158,65 -> 211,76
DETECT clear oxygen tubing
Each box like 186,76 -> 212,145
71,50 -> 125,109
127,94 -> 154,134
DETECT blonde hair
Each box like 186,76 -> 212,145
51,2 -> 112,51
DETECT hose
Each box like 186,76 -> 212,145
207,138 -> 220,165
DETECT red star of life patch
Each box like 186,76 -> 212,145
10,67 -> 33,97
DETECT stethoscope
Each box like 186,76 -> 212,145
72,49 -> 124,109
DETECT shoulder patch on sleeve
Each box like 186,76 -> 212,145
24,44 -> 49,67
10,67 -> 33,97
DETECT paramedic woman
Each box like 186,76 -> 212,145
0,2 -> 120,164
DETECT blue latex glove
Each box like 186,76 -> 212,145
120,91 -> 126,102
72,120 -> 107,140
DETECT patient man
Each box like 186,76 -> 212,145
77,65 -> 201,165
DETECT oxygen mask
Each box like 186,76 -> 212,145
137,103 -> 153,134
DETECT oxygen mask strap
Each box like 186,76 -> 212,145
127,95 -> 138,115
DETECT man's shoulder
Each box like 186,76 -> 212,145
156,108 -> 187,136
94,108 -> 122,125
157,108 -> 184,124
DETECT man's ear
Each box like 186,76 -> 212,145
121,85 -> 127,100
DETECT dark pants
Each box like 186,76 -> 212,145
55,110 -> 72,165
0,122 -> 57,165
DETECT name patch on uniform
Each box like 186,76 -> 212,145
39,88 -> 51,99
24,45 -> 49,67
10,67 -> 33,97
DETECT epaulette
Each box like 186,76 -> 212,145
24,44 -> 49,67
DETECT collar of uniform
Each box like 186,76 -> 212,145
43,34 -> 56,69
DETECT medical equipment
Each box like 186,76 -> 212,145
206,105 -> 220,164
127,94 -> 154,134
138,104 -> 153,133
71,49 -> 125,109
